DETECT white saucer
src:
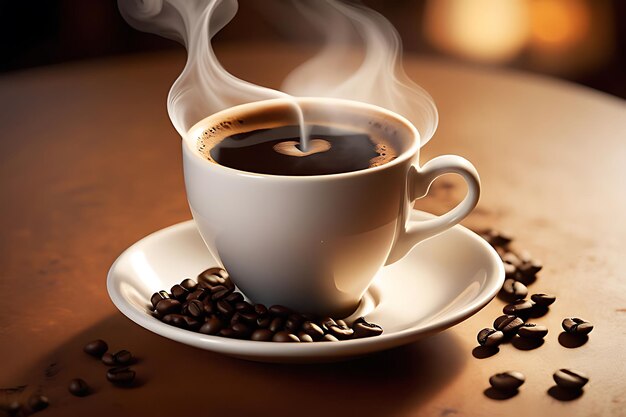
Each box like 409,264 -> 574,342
107,211 -> 504,363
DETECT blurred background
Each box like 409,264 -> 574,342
1,0 -> 624,98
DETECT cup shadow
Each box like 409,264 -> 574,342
6,313 -> 467,417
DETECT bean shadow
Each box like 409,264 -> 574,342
5,313 -> 466,417
558,332 -> 588,348
483,387 -> 519,400
547,386 -> 584,401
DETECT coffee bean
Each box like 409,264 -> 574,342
113,350 -> 133,365
482,229 -> 512,247
231,323 -> 252,339
493,315 -> 524,334
155,298 -> 181,316
235,301 -> 254,313
223,277 -> 236,291
211,286 -> 233,300
285,314 -> 303,332
477,328 -> 504,347
169,314 -> 188,328
504,263 -> 517,279
83,339 -> 108,358
321,317 -> 336,331
269,305 -> 291,317
503,299 -> 535,316
562,318 -> 593,335
68,378 -> 90,397
184,316 -> 202,330
217,300 -> 234,316
272,331 -> 300,342
187,299 -> 204,318
101,352 -> 116,366
298,332 -> 314,342
257,316 -> 272,328
353,317 -> 383,338
269,317 -> 285,332
517,323 -> 548,339
531,293 -> 556,307
106,367 -> 136,385
502,252 -> 521,266
553,369 -> 589,390
237,312 -> 257,324
518,259 -> 542,277
26,394 -> 49,412
328,324 -> 354,340
198,267 -> 228,285
203,301 -> 215,315
254,304 -> 268,316
186,289 -> 209,302
170,284 -> 189,300
501,279 -> 528,300
219,328 -> 237,338
322,334 -> 339,342
150,291 -> 169,309
251,329 -> 274,341
199,316 -> 223,335
225,292 -> 244,304
180,278 -> 197,291
489,371 -> 525,391
301,321 -> 325,340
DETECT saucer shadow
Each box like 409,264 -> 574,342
547,386 -> 584,401
511,336 -> 544,350
472,346 -> 499,359
8,313 -> 467,417
558,332 -> 589,348
483,387 -> 519,400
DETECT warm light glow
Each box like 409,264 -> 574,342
424,0 -> 529,63
529,0 -> 590,50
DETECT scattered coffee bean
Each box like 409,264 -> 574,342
199,316 -> 223,335
83,339 -> 108,358
353,317 -> 384,338
170,284 -> 189,301
503,299 -> 535,316
155,298 -> 181,316
251,329 -> 274,341
187,299 -> 204,318
27,394 -> 49,412
481,229 -> 512,247
106,367 -> 136,385
113,350 -> 133,366
150,291 -> 170,308
502,252 -> 521,267
101,352 -> 117,366
553,369 -> 589,390
68,378 -> 90,397
517,323 -> 548,339
518,259 -> 542,277
503,263 -> 517,278
493,315 -> 524,334
477,328 -> 504,347
489,371 -> 525,391
562,318 -> 593,335
501,278 -> 528,299
531,293 -> 556,307
180,278 -> 197,291
269,305 -> 291,317
273,331 -> 300,342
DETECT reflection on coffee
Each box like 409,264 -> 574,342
207,125 -> 397,176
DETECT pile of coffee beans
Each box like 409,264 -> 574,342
477,229 -> 593,398
84,339 -> 137,385
150,267 -> 383,342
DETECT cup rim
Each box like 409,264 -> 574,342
183,97 -> 421,180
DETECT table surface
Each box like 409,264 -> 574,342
1,44 -> 625,417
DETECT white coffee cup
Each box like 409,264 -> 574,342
183,97 -> 480,317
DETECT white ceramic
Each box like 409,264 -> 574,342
184,98 -> 481,316
107,214 -> 503,363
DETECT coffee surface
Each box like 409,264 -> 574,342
208,125 -> 396,176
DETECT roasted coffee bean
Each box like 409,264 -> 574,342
231,323 -> 252,338
322,334 -> 339,342
230,312 -> 242,325
489,371 -> 525,391
257,316 -> 272,328
482,229 -> 512,247
170,284 -> 189,300
180,278 -> 197,291
298,332 -> 314,342
503,299 -> 535,316
184,316 -> 201,330
235,301 -> 254,313
269,317 -> 285,332
477,328 -> 504,347
504,263 -> 517,279
353,317 -> 384,338
219,328 -> 237,338
211,286 -> 233,300
223,277 -> 236,291
321,317 -> 337,331
225,292 -> 244,304
27,394 -> 49,412
187,299 -> 204,318
502,252 -> 521,266
273,331 -> 300,342
106,367 -> 136,385
493,315 -> 524,334
237,312 -> 258,324
517,323 -> 548,339
285,314 -> 303,332
83,339 -> 108,358
68,378 -> 90,397
251,329 -> 274,341
301,321 -> 325,340
155,298 -> 181,316
254,304 -> 268,316
328,324 -> 354,340
269,305 -> 291,317
203,301 -> 215,315
531,293 -> 556,307
169,314 -> 188,328
518,259 -> 542,277
217,300 -> 234,316
501,279 -> 528,300
198,267 -> 228,284
553,369 -> 589,390
113,350 -> 133,365
186,289 -> 209,302
562,318 -> 593,335
150,291 -> 170,309
101,352 -> 117,366
199,316 -> 223,335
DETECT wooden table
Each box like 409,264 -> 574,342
1,44 -> 625,417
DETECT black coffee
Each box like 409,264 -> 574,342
208,125 -> 396,176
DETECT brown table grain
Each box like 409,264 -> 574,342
1,44 -> 625,417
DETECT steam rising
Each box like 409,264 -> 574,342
118,0 -> 438,147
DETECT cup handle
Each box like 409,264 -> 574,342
385,155 -> 481,265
